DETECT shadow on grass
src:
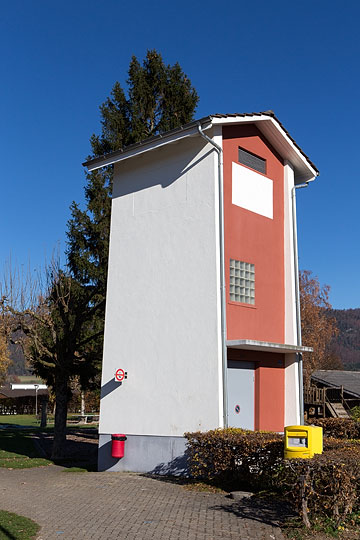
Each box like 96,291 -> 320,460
143,468 -> 247,493
0,510 -> 40,540
143,473 -> 227,494
53,459 -> 97,472
35,428 -> 98,471
0,524 -> 17,539
0,429 -> 41,459
0,427 -> 98,471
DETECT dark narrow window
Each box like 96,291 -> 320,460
238,147 -> 266,174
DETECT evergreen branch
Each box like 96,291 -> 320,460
77,330 -> 104,349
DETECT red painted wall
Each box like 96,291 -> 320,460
228,349 -> 285,431
223,125 -> 285,343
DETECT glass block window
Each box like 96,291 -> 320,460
229,259 -> 255,304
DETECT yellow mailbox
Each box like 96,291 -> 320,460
284,425 -> 323,459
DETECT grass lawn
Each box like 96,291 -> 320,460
0,429 -> 51,469
0,414 -> 99,428
62,466 -> 87,473
0,415 -> 39,427
0,510 -> 40,539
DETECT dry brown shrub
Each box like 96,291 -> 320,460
185,428 -> 360,529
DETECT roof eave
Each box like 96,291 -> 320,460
84,113 -> 318,184
210,114 -> 318,184
84,117 -> 213,171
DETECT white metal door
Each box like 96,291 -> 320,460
227,360 -> 255,429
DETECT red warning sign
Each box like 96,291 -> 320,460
115,368 -> 125,382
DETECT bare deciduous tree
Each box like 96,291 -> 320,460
0,331 -> 11,384
300,270 -> 341,385
0,260 -> 103,459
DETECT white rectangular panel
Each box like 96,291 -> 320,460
232,161 -> 273,219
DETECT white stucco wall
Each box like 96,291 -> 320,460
284,353 -> 300,425
284,161 -> 300,425
284,161 -> 297,345
99,135 -> 222,437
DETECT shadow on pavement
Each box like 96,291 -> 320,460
210,496 -> 296,527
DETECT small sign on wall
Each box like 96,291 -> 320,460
115,369 -> 127,382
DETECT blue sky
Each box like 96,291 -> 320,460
1,0 -> 359,309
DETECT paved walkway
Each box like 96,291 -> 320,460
0,465 -> 286,539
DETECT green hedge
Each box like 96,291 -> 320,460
185,428 -> 360,529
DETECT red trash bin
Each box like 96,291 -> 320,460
111,434 -> 127,458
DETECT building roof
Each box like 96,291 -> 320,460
84,111 -> 319,185
0,384 -> 48,399
311,370 -> 360,398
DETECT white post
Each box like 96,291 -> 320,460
81,391 -> 85,416
34,384 -> 39,418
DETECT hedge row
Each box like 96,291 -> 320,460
307,417 -> 360,439
184,428 -> 283,490
185,428 -> 360,528
279,443 -> 360,527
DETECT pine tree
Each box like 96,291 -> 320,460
66,49 -> 199,349
0,51 -> 198,458
11,49 -> 200,457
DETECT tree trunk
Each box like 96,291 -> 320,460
300,473 -> 311,529
51,372 -> 68,460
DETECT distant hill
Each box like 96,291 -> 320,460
328,308 -> 360,369
7,308 -> 360,375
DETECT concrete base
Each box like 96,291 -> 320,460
98,434 -> 188,474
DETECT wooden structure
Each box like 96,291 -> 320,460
305,370 -> 360,419
304,385 -> 349,419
